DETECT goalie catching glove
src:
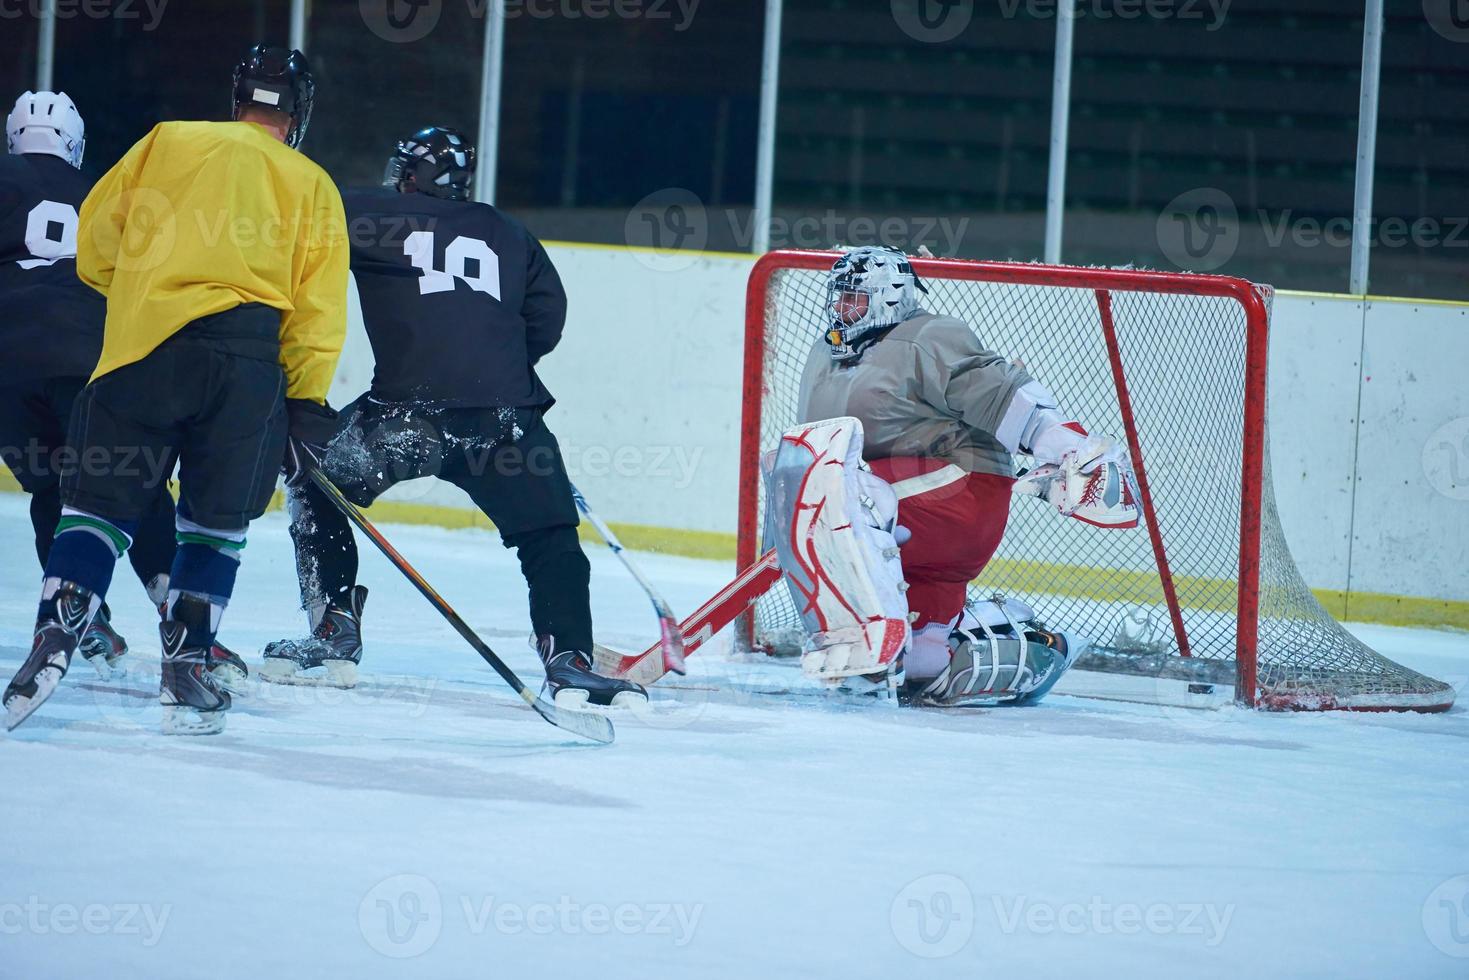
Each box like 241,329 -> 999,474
998,381 -> 1139,529
1013,433 -> 1140,529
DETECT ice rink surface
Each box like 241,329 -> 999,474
0,492 -> 1465,978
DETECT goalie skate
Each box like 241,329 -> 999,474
908,598 -> 1088,707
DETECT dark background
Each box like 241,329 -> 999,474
1,0 -> 1464,298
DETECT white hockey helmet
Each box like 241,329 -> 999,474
6,91 -> 85,168
824,246 -> 926,361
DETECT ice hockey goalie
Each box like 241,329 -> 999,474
767,246 -> 1141,707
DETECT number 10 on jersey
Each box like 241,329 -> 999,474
404,231 -> 501,299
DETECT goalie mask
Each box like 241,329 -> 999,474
231,44 -> 314,149
6,91 -> 85,167
384,127 -> 476,201
824,246 -> 927,361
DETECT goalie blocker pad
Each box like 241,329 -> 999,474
765,417 -> 909,680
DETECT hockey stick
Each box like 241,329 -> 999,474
594,548 -> 783,686
307,467 -> 614,745
570,484 -> 687,676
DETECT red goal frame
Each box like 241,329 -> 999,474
736,250 -> 1273,707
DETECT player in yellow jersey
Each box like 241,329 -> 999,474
3,45 -> 350,734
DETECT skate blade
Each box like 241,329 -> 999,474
82,650 -> 127,682
257,658 -> 357,689
552,688 -> 649,711
834,671 -> 904,700
161,704 -> 226,735
209,663 -> 250,696
3,669 -> 65,731
916,694 -> 1004,709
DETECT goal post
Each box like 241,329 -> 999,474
736,249 -> 1454,713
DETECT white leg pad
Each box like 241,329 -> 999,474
765,417 -> 910,680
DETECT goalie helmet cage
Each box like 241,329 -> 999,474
736,249 -> 1455,712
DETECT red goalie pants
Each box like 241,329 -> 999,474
867,457 -> 1012,630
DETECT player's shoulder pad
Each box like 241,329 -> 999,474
463,197 -> 534,239
0,151 -> 86,201
888,311 -> 977,353
0,154 -> 27,208
185,120 -> 335,186
281,139 -> 337,187
455,198 -> 544,255
0,153 -> 28,183
146,119 -> 203,146
339,184 -> 403,218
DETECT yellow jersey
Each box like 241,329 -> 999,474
77,120 -> 349,402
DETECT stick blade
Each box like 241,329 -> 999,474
658,616 -> 688,676
592,643 -> 667,687
532,696 -> 616,744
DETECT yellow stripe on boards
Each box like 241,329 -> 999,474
0,477 -> 1462,630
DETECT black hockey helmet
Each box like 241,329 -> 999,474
384,126 -> 476,201
232,44 -> 314,149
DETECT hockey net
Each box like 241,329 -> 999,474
737,250 -> 1455,712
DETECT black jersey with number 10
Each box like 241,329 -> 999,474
341,187 -> 569,409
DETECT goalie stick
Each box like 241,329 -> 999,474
594,548 -> 783,686
307,467 -> 615,745
570,484 -> 686,676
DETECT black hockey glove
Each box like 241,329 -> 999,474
282,398 -> 339,489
